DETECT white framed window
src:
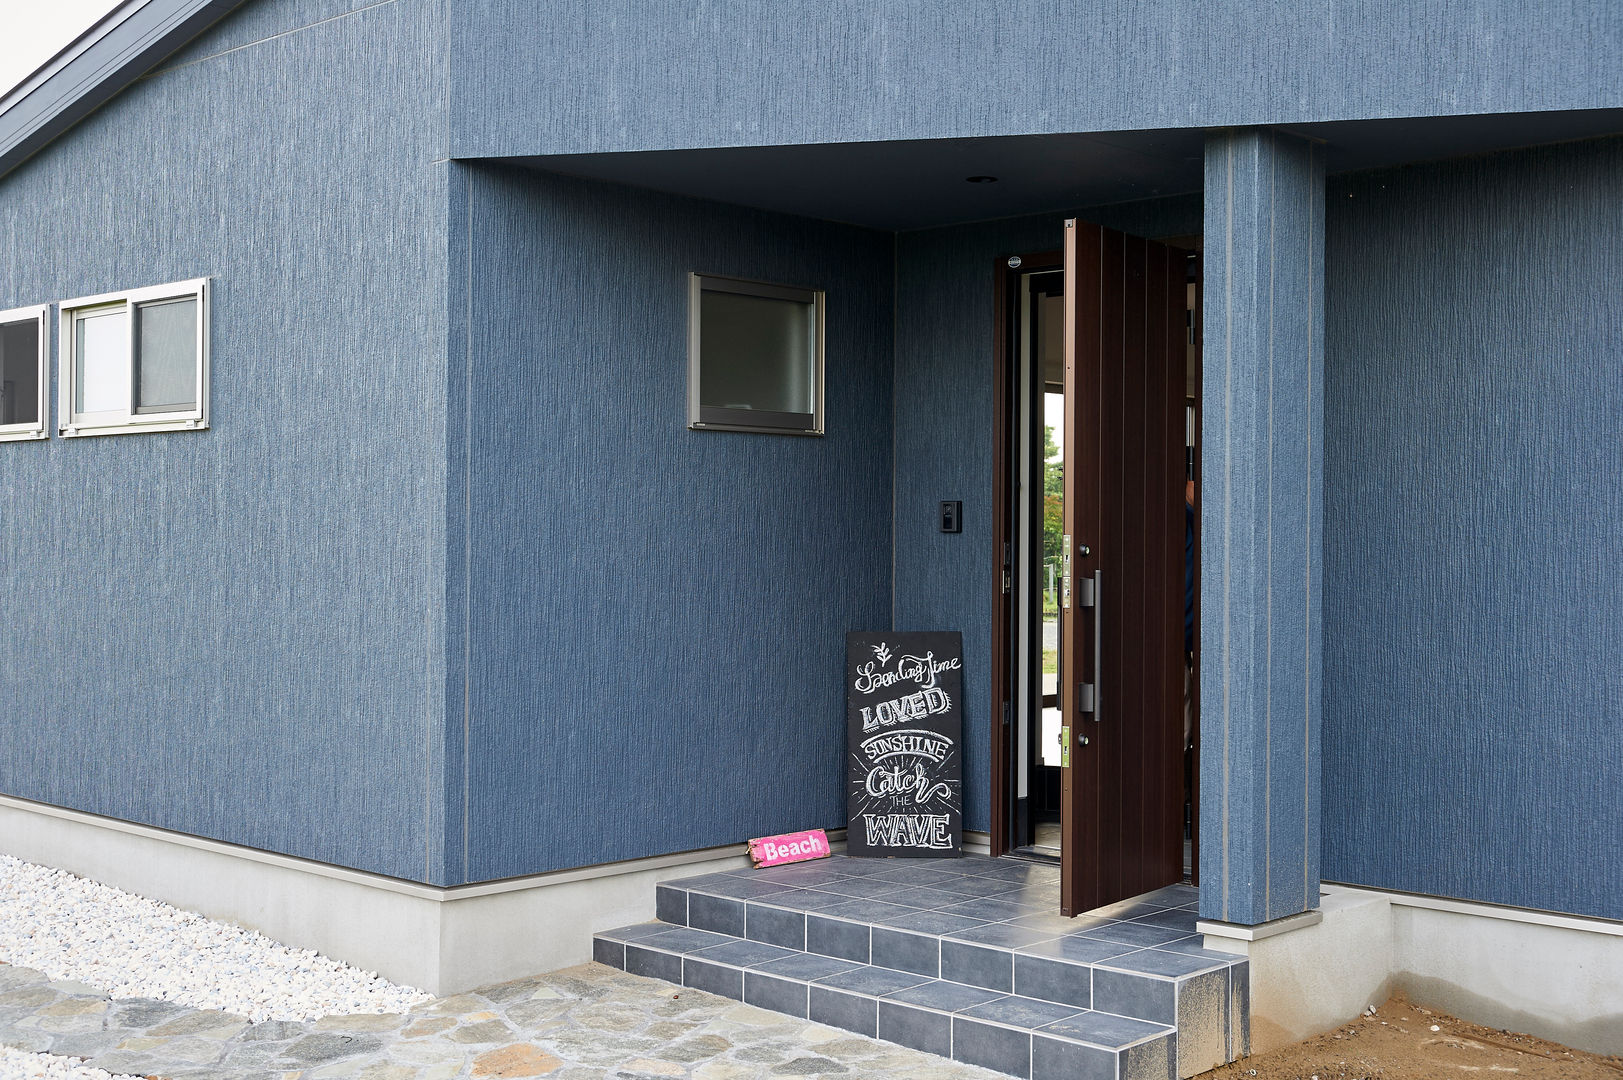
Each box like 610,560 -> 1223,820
59,278 -> 209,437
0,304 -> 49,442
688,273 -> 824,435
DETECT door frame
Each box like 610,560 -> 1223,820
989,249 -> 1062,859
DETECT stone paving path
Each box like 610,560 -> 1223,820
0,959 -> 1006,1080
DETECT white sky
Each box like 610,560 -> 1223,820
0,1 -> 123,98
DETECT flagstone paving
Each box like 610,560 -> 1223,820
0,958 -> 1006,1079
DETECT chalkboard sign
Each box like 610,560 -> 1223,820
845,631 -> 963,858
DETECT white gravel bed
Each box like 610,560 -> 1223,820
0,1046 -> 146,1080
0,854 -> 435,1023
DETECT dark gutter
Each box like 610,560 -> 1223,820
0,0 -> 244,181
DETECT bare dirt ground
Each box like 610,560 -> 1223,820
1200,992 -> 1623,1080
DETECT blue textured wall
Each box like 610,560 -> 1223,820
451,166 -> 894,882
893,197 -> 1200,835
1321,137 -> 1623,921
0,0 -> 452,882
451,1 -> 1623,158
1199,132 -> 1325,925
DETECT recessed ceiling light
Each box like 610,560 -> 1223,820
965,175 -> 999,184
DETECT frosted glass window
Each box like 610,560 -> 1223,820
689,275 -> 823,434
699,292 -> 814,416
135,297 -> 197,414
75,308 -> 129,415
0,319 -> 40,427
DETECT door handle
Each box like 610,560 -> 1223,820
1090,569 -> 1102,724
1076,569 -> 1101,723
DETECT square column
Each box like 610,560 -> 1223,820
1199,129 -> 1325,926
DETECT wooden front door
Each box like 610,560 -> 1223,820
1058,220 -> 1187,915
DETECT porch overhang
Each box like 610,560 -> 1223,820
496,109 -> 1623,231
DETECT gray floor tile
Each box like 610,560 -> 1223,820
640,927 -> 737,953
667,872 -> 740,890
624,945 -> 682,983
1004,913 -> 1112,937
751,888 -> 857,912
870,865 -> 964,886
744,903 -> 806,949
819,898 -> 924,921
1013,953 -> 1091,1008
874,909 -> 991,936
591,938 -> 625,968
809,987 -> 879,1037
870,885 -> 971,909
1087,898 -> 1178,921
682,958 -> 743,1000
923,875 -> 1018,898
1128,907 -> 1200,933
751,953 -> 860,981
760,865 -> 861,887
1156,936 -> 1238,961
687,892 -> 745,936
1092,967 -> 1174,1023
1038,1009 -> 1170,1049
958,995 -> 1083,1029
1018,934 -> 1138,965
971,862 -> 1063,883
596,921 -> 679,943
806,914 -> 870,962
689,876 -> 809,900
813,965 -> 932,996
941,939 -> 1014,992
946,923 -> 1057,949
814,857 -> 908,877
871,927 -> 941,977
938,896 -> 1050,921
691,939 -> 796,968
818,876 -> 920,899
884,981 -> 1007,1013
1101,947 -> 1228,977
655,884 -> 688,925
952,1017 -> 1032,1078
878,1000 -> 952,1057
1031,1032 -> 1117,1080
743,972 -> 809,1018
1076,921 -> 1189,948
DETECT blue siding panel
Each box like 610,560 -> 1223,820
0,0 -> 451,883
1322,136 -> 1623,921
1199,131 -> 1325,926
456,167 -> 894,881
452,1 -> 1623,159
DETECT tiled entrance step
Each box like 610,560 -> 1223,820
593,854 -> 1249,1080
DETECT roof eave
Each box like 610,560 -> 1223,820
0,0 -> 245,182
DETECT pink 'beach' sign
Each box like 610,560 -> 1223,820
748,829 -> 831,868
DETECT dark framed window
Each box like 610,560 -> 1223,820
688,274 -> 823,435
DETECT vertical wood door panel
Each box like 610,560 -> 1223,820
1060,221 -> 1187,915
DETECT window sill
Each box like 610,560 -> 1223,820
60,418 -> 208,438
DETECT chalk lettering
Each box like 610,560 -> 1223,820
863,814 -> 953,849
859,687 -> 952,732
864,760 -> 953,804
860,730 -> 952,764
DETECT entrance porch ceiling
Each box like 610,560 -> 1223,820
504,110 -> 1623,231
